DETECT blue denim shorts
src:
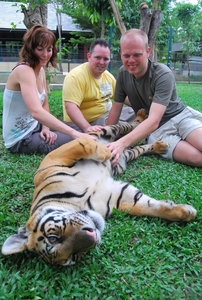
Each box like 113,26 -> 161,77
147,106 -> 202,160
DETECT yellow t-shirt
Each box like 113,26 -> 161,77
62,62 -> 116,122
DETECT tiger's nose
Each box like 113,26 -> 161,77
82,227 -> 97,241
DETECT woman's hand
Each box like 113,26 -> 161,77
40,128 -> 57,145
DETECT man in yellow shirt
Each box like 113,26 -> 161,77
62,38 -> 135,133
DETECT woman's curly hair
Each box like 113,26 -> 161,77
19,25 -> 58,68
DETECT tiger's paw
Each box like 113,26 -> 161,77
90,142 -> 111,162
133,108 -> 147,123
160,200 -> 197,222
74,138 -> 111,162
175,204 -> 197,222
152,141 -> 168,154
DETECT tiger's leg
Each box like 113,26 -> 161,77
34,138 -> 111,186
112,141 -> 168,176
123,141 -> 168,163
116,184 -> 196,222
41,137 -> 111,166
89,109 -> 147,142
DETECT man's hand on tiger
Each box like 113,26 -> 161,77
106,141 -> 124,166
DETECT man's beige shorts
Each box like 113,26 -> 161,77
148,106 -> 202,160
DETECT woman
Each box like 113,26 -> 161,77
3,25 -> 96,154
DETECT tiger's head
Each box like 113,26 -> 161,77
2,208 -> 105,266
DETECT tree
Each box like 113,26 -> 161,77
15,0 -> 67,72
63,0 -> 171,60
81,0 -> 115,38
16,0 -> 196,67
108,0 -> 126,34
139,2 -> 163,60
172,3 -> 201,83
62,1 -> 100,38
108,0 -> 163,59
18,0 -> 48,29
51,0 -> 66,72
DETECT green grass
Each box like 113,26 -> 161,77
0,84 -> 202,300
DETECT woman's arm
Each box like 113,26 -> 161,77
17,65 -> 96,141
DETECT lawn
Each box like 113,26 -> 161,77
0,84 -> 202,300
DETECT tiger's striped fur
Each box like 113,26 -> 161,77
2,109 -> 197,266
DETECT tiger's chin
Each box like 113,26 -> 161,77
2,208 -> 105,266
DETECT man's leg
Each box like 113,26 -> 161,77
119,106 -> 136,123
173,128 -> 202,167
95,107 -> 136,126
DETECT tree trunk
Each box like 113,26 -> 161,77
100,6 -> 105,38
101,19 -> 105,38
22,1 -> 51,92
22,2 -> 47,29
108,0 -> 126,34
139,5 -> 152,35
186,46 -> 190,84
140,4 -> 162,60
108,0 -> 162,60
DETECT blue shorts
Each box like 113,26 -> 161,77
148,106 -> 202,160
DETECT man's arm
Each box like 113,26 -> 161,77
65,102 -> 103,132
106,102 -> 124,125
65,102 -> 92,132
107,102 -> 166,165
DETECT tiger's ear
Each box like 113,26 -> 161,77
1,226 -> 28,255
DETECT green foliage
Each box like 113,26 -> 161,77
62,0 -> 114,37
61,0 -> 199,61
171,3 -> 202,56
82,0 -> 111,24
13,0 -> 47,10
8,0 -> 202,59
176,3 -> 198,22
62,1 -> 101,38
0,83 -> 202,298
56,38 -> 69,61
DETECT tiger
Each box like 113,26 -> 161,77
2,109 -> 197,266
